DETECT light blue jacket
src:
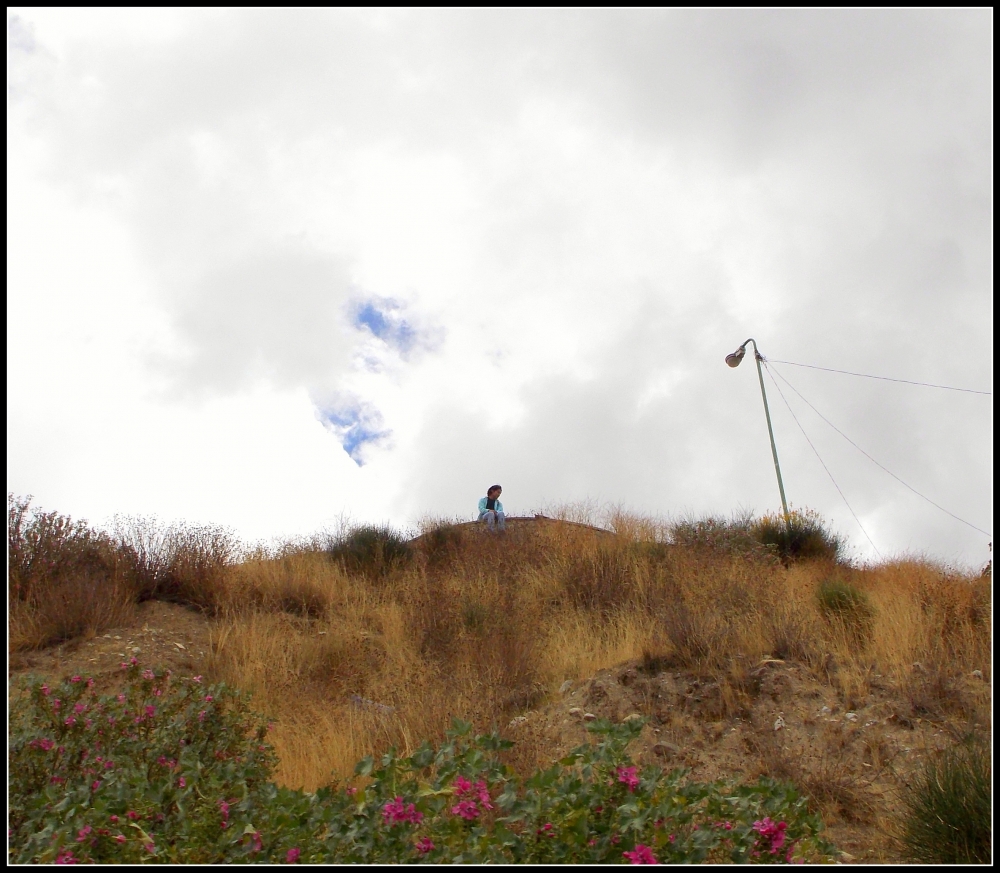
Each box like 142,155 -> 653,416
478,497 -> 504,516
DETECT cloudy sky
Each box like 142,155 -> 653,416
7,9 -> 992,566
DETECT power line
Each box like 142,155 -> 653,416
765,359 -> 991,395
767,365 -> 991,538
763,363 -> 881,558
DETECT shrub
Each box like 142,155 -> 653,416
752,510 -> 842,563
8,495 -> 134,649
328,524 -> 411,577
901,733 -> 991,863
9,667 -> 838,864
817,576 -> 874,644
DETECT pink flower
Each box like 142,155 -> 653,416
76,825 -> 92,842
41,684 -> 50,696
74,703 -> 86,714
145,705 -> 156,717
382,796 -> 423,826
157,756 -> 168,766
250,831 -> 262,853
192,675 -> 203,683
178,777 -> 186,788
451,799 -> 480,820
109,815 -> 119,824
286,848 -> 301,863
86,679 -> 95,688
204,695 -> 214,702
345,786 -> 357,796
55,849 -> 76,864
71,675 -> 82,683
126,811 -> 139,821
198,711 -> 207,722
219,801 -> 230,822
142,670 -> 155,680
52,699 -> 61,710
453,775 -> 473,795
91,781 -> 101,791
130,657 -> 138,666
115,835 -> 126,844
617,766 -> 640,792
623,844 -> 659,864
752,818 -> 788,855
415,837 -> 434,855
64,717 -> 76,726
144,842 -> 156,854
154,688 -> 162,696
117,694 -> 126,702
474,780 -> 493,809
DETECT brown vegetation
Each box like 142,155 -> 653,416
7,496 -> 992,861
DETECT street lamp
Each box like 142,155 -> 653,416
726,339 -> 790,527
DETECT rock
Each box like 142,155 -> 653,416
845,712 -> 858,722
559,679 -> 574,694
174,642 -> 186,650
507,716 -> 528,729
972,670 -> 984,680
911,662 -> 925,673
569,707 -> 583,718
653,741 -> 680,758
819,705 -> 832,716
623,713 -> 644,723
582,712 -> 597,722
773,716 -> 785,731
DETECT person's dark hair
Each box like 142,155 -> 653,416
488,485 -> 502,494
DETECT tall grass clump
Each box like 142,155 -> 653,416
328,524 -> 412,577
900,733 -> 991,863
751,509 -> 842,563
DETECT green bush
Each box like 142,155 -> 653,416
817,577 -> 874,644
901,733 -> 991,864
328,524 -> 411,577
9,666 -> 839,864
752,510 -> 842,563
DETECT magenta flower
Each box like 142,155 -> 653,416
286,848 -> 301,863
52,699 -> 61,710
219,801 -> 230,822
115,835 -> 126,844
109,815 -> 119,824
74,702 -> 86,714
250,831 -> 262,853
41,684 -> 50,696
145,705 -> 156,717
453,775 -> 473,795
75,825 -> 92,842
617,766 -> 640,792
71,675 -> 82,683
54,849 -> 76,864
415,837 -> 435,855
451,799 -> 480,820
178,777 -> 186,788
382,796 -> 423,826
86,678 -> 95,688
623,844 -> 659,864
142,670 -> 155,680
91,781 -> 101,792
752,817 -> 788,854
474,780 -> 493,809
64,717 -> 76,726
204,695 -> 214,702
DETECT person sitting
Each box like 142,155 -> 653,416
477,485 -> 505,532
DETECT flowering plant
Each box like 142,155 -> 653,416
10,667 -> 836,864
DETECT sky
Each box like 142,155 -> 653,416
7,9 -> 993,567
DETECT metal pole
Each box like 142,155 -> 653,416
749,342 -> 790,526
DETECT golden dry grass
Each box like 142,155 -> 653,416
186,516 -> 990,792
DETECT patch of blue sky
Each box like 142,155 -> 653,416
351,297 -> 420,356
316,397 -> 390,466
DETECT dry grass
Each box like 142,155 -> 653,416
9,495 -> 991,813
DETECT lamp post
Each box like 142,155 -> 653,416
726,339 -> 790,527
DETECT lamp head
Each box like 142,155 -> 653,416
725,346 -> 746,368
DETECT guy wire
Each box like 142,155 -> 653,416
765,359 -> 991,395
762,363 -> 881,558
767,362 -> 991,538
